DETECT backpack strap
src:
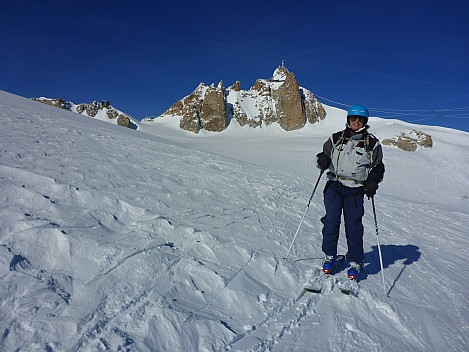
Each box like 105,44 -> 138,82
332,130 -> 346,147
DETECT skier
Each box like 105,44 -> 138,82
316,105 -> 385,280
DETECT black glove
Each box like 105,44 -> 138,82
364,179 -> 379,198
316,152 -> 331,171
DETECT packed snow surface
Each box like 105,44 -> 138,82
0,90 -> 468,351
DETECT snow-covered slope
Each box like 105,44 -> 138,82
1,90 -> 468,351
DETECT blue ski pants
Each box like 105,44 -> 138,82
321,181 -> 365,263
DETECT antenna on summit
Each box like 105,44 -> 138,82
281,59 -> 285,68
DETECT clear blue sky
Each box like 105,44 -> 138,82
1,0 -> 469,131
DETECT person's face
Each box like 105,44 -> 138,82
349,116 -> 365,131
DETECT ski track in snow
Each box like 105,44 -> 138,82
0,91 -> 468,351
225,282 -> 427,352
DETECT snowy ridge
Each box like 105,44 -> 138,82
32,96 -> 139,129
0,90 -> 468,351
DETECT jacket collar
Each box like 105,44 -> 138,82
344,125 -> 369,138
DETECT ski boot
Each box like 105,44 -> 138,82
347,261 -> 362,280
322,255 -> 336,274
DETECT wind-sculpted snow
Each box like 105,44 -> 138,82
0,90 -> 468,351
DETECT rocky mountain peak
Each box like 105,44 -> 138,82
145,64 -> 326,133
271,64 -> 290,82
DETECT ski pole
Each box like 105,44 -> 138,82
284,170 -> 325,260
371,197 -> 386,296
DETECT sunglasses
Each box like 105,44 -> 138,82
349,116 -> 365,122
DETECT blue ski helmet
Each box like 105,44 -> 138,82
347,105 -> 369,125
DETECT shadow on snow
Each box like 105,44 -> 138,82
362,244 -> 421,296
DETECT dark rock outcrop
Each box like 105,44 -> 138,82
382,130 -> 433,151
200,85 -> 227,132
31,97 -> 71,110
273,68 -> 305,131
